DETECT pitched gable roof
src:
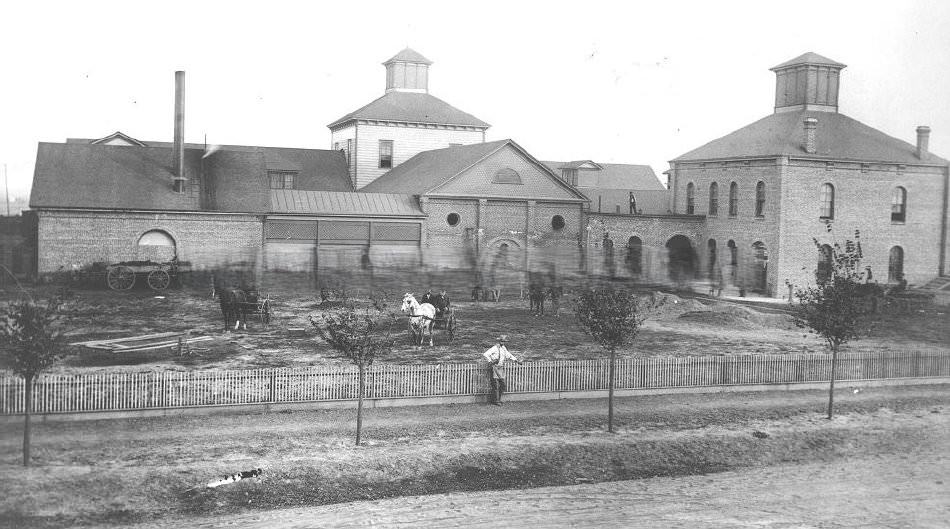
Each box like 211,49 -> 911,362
363,140 -> 589,201
30,142 -> 352,213
362,140 -> 509,194
328,91 -> 490,129
543,161 -> 664,190
672,110 -> 948,165
90,131 -> 147,146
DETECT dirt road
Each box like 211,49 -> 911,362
4,386 -> 948,528
134,448 -> 950,528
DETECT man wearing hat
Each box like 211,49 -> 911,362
482,335 -> 521,405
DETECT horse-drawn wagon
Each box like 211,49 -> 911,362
217,288 -> 272,331
400,293 -> 457,345
106,258 -> 184,291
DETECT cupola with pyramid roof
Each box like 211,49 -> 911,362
384,48 -> 432,93
770,52 -> 846,113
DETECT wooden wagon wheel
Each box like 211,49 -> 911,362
147,269 -> 171,291
446,311 -> 457,341
106,266 -> 135,290
259,299 -> 272,326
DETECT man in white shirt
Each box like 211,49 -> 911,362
482,335 -> 521,405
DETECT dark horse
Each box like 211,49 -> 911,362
528,283 -> 547,317
218,288 -> 259,332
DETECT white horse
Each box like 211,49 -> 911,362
401,293 -> 436,346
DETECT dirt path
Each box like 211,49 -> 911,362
3,385 -> 948,528
132,448 -> 950,528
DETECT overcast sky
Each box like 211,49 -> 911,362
1,0 -> 948,199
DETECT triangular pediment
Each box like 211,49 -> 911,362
91,131 -> 147,147
428,142 -> 589,202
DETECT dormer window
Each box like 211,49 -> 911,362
493,167 -> 522,184
269,171 -> 298,190
561,169 -> 578,186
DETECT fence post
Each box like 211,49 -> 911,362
269,370 -> 278,403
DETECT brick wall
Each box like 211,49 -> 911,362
36,210 -> 263,273
671,159 -> 783,295
779,160 -> 948,291
670,156 -> 950,297
586,212 -> 706,282
419,197 -> 584,288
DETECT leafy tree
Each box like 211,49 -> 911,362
0,297 -> 68,466
309,308 -> 396,445
573,288 -> 645,432
791,230 -> 873,419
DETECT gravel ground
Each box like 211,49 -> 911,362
130,449 -> 950,529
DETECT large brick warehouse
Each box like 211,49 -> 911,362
27,50 -> 950,297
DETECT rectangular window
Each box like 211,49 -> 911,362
269,171 -> 297,190
561,169 -> 578,186
379,140 -> 393,169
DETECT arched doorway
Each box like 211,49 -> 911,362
626,236 -> 642,275
487,239 -> 521,290
137,230 -> 176,262
727,239 -> 738,283
665,235 -> 696,282
707,239 -> 717,278
751,241 -> 768,293
888,246 -> 904,283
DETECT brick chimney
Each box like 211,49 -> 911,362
803,117 -> 818,154
172,71 -> 187,193
916,126 -> 931,159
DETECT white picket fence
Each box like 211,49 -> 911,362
1,350 -> 948,415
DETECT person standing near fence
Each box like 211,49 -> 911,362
482,335 -> 521,405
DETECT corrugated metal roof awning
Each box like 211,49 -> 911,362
270,190 -> 425,217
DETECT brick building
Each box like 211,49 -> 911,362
668,52 -> 950,296
27,49 -> 947,296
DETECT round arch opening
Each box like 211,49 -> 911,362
137,230 -> 176,262
665,235 -> 696,282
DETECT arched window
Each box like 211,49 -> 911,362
817,244 -> 833,284
551,215 -> 565,231
820,183 -> 835,219
891,187 -> 907,222
755,181 -> 766,217
446,213 -> 460,226
708,182 -> 719,216
728,182 -> 739,216
686,182 -> 695,214
888,246 -> 904,282
137,230 -> 176,262
492,167 -> 522,184
626,236 -> 642,275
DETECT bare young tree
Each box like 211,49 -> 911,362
573,288 -> 645,432
309,308 -> 396,445
0,297 -> 68,466
792,230 -> 874,419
